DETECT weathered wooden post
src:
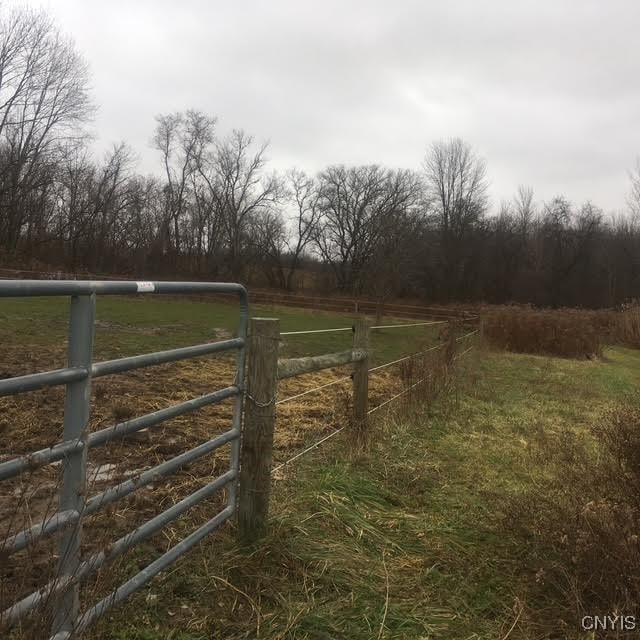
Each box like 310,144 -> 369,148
238,317 -> 279,542
352,316 -> 371,446
375,299 -> 384,328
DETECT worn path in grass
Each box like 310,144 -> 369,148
82,345 -> 640,640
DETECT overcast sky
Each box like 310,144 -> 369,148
20,0 -> 640,212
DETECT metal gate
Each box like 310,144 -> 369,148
0,280 -> 248,639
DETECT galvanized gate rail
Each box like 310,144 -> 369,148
0,280 -> 248,639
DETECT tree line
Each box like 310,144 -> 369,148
1,6 -> 640,308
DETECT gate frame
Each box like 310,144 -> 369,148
0,280 -> 248,639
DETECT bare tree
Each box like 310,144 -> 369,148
199,130 -> 284,278
89,143 -> 136,271
423,138 -> 488,237
248,209 -> 289,287
153,110 -> 215,261
423,138 -> 489,300
282,169 -> 321,289
52,142 -> 95,267
314,165 -> 423,292
117,175 -> 162,274
314,164 -> 386,291
513,185 -> 535,237
628,159 -> 640,225
189,172 -> 225,276
0,6 -> 93,252
247,170 -> 321,289
0,5 -> 639,311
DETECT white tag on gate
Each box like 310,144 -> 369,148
136,281 -> 155,293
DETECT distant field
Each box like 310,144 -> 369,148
0,294 -> 446,365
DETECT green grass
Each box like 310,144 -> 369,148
83,345 -> 640,640
0,294 -> 444,363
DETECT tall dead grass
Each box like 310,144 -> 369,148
610,303 -> 640,348
482,304 -> 640,359
507,407 -> 640,634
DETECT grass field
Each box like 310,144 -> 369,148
0,294 -> 446,364
86,345 -> 639,640
4,295 -> 637,639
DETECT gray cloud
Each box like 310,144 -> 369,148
24,0 -> 640,211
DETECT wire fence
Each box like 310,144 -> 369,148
272,427 -> 345,474
1,286 -> 482,637
370,320 -> 447,330
276,375 -> 352,405
271,322 -> 480,473
280,327 -> 353,336
368,343 -> 446,373
280,319 -> 452,337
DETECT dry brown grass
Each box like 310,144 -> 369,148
481,303 -> 640,360
610,304 -> 640,348
506,406 -> 640,635
482,306 -> 601,358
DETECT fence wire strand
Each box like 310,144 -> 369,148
368,343 -> 476,415
272,324 -> 479,473
272,427 -> 345,474
280,327 -> 353,336
454,345 -> 474,360
276,375 -> 351,405
368,342 -> 445,373
367,377 -> 428,415
276,342 -> 447,404
371,320 -> 447,330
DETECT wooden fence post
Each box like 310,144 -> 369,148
444,318 -> 458,366
375,300 -> 384,328
238,317 -> 279,542
352,316 -> 371,446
